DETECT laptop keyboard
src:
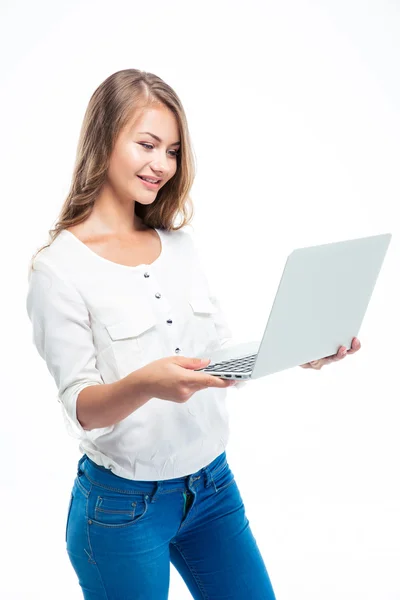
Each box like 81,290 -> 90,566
201,353 -> 257,373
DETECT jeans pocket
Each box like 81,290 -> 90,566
91,493 -> 149,529
211,457 -> 235,492
65,492 -> 74,543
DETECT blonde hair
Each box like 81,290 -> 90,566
30,68 -> 196,269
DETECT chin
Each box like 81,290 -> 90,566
136,196 -> 157,205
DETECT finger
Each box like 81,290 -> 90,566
335,346 -> 347,359
327,353 -> 342,362
208,375 -> 236,388
302,363 -> 314,369
324,348 -> 344,361
309,360 -> 324,369
312,362 -> 323,370
347,337 -> 361,354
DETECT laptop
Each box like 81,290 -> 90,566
195,232 -> 392,380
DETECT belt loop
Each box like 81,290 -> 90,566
204,466 -> 212,489
149,481 -> 163,503
77,454 -> 87,475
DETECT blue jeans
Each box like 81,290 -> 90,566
66,451 -> 276,599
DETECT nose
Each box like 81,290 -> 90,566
150,163 -> 168,180
150,150 -> 172,177
151,164 -> 165,175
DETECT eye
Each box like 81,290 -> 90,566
139,143 -> 180,158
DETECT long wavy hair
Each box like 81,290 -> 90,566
30,68 -> 196,269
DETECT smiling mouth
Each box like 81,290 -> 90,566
137,176 -> 161,188
138,176 -> 161,183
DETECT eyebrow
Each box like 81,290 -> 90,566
138,131 -> 181,146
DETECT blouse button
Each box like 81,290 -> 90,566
175,348 -> 181,354
155,293 -> 161,299
144,272 -> 150,278
166,319 -> 173,325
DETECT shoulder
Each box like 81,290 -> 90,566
28,231 -> 74,283
160,225 -> 196,252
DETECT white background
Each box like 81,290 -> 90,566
2,0 -> 399,598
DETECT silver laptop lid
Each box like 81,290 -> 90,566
251,233 -> 392,379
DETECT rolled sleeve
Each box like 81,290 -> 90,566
26,259 -> 113,439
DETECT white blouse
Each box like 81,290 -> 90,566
26,227 -> 248,480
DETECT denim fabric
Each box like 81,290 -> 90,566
66,451 -> 276,599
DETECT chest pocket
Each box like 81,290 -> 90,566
93,299 -> 159,378
188,291 -> 221,356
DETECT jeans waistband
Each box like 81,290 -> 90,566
77,451 -> 227,498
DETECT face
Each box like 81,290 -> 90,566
106,105 -> 181,205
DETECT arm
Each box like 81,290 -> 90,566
26,260 -> 152,435
77,369 -> 152,430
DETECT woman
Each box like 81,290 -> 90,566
26,69 -> 360,599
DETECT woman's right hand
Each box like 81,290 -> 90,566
138,355 -> 237,404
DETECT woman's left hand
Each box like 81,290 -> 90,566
300,337 -> 361,370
